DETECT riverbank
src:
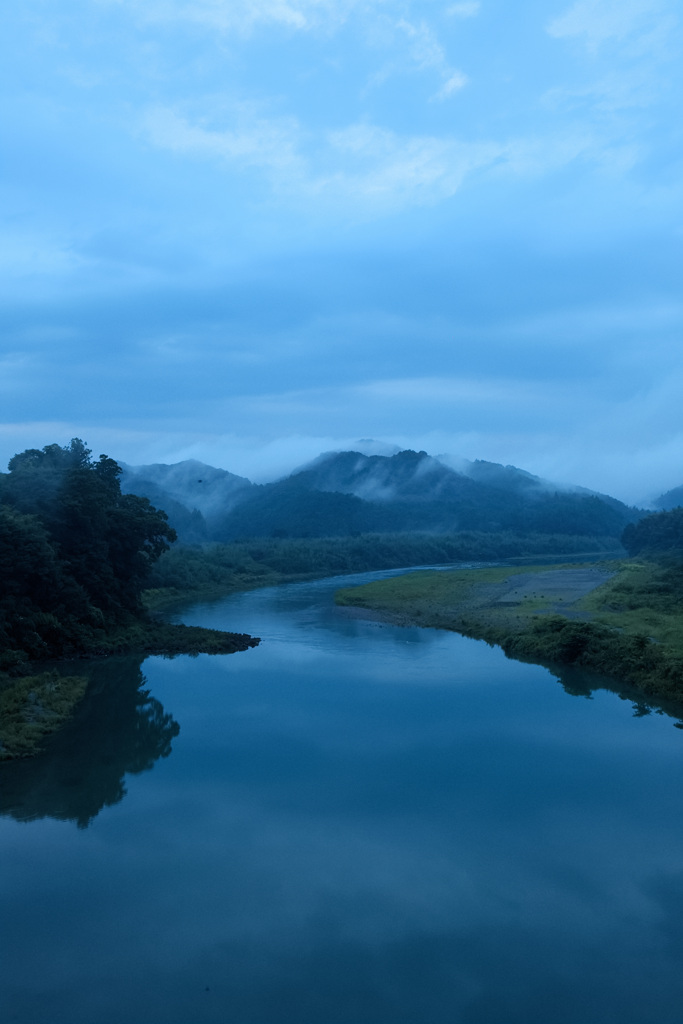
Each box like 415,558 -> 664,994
143,533 -> 623,611
335,561 -> 683,703
0,621 -> 260,760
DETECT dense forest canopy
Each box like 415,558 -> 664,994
622,507 -> 683,558
0,439 -> 175,668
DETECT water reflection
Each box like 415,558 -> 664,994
0,656 -> 179,828
546,662 -> 683,727
4,576 -> 683,1024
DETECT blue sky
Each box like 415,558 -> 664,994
2,0 -> 682,501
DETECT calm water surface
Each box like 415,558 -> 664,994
2,569 -> 683,1023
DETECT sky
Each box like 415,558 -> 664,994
2,0 -> 682,503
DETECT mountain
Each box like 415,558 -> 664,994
122,449 -> 641,545
653,485 -> 683,511
119,459 -> 254,541
212,450 -> 640,542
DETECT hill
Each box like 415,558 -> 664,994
119,459 -> 254,542
211,450 -> 639,542
653,484 -> 683,511
122,448 -> 640,544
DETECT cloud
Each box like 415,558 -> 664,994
547,0 -> 668,51
143,105 -> 304,177
99,0 -> 359,35
371,17 -> 469,101
435,71 -> 469,99
143,108 -> 507,209
446,2 -> 480,17
321,125 -> 501,205
356,375 -> 543,407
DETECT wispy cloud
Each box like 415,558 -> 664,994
143,100 -> 649,213
547,0 -> 670,51
99,0 -> 367,35
368,16 -> 469,101
143,105 -> 304,176
435,71 -> 469,100
143,107 -> 509,208
321,125 -> 501,204
446,2 -> 480,18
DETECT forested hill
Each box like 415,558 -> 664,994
138,448 -> 640,543
622,506 -> 683,558
653,484 -> 683,511
119,459 -> 254,542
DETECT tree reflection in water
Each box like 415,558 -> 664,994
0,656 -> 179,828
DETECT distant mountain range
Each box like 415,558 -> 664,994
121,449 -> 644,544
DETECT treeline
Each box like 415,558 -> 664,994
622,506 -> 683,558
0,440 -> 176,670
146,530 -> 622,604
502,616 -> 683,703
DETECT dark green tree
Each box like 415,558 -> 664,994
622,507 -> 683,558
0,440 -> 177,662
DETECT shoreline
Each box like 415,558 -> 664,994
335,561 -> 683,706
0,621 -> 260,761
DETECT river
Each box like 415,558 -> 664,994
2,568 -> 683,1023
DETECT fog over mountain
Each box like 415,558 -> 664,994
120,460 -> 253,518
125,447 -> 640,544
653,485 -> 683,511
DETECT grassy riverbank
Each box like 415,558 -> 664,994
0,672 -> 90,760
0,623 -> 259,761
335,561 -> 683,703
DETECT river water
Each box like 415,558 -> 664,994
2,569 -> 683,1023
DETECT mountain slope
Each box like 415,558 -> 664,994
120,459 -> 254,541
212,450 -> 639,541
653,484 -> 683,511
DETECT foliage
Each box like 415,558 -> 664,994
501,617 -> 683,701
622,507 -> 683,558
335,560 -> 683,703
0,439 -> 176,666
0,672 -> 89,760
145,530 -> 622,608
205,450 -> 638,541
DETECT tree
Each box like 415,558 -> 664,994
0,440 -> 177,656
622,508 -> 683,558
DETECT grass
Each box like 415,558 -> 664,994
336,564 -> 581,636
577,561 -> 683,656
0,672 -> 89,760
336,560 -> 683,703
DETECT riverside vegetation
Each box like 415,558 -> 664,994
0,440 -> 258,759
2,438 -> 679,758
335,508 -> 683,705
143,530 -> 621,609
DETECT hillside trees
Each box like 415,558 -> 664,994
622,507 -> 683,558
0,440 -> 176,666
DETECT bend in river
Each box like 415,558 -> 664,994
3,568 -> 683,1024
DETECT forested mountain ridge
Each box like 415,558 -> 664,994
653,484 -> 683,511
140,448 -> 640,543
